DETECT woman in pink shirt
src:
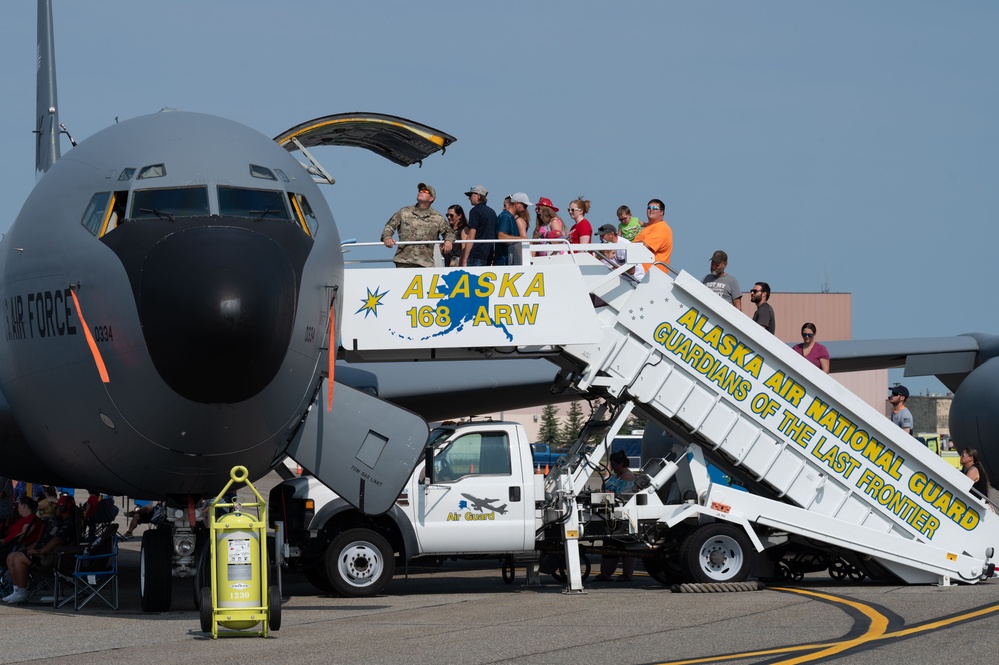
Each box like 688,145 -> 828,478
792,322 -> 830,373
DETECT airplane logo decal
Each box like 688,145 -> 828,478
356,286 -> 389,319
460,493 -> 508,515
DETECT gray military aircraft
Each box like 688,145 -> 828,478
1,0 -> 452,611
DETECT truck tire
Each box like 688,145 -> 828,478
324,528 -> 395,597
681,523 -> 755,584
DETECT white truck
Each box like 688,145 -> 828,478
271,409 -> 767,597
278,242 -> 999,596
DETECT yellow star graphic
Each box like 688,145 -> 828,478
355,287 -> 388,318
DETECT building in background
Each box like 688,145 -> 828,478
905,394 -> 953,443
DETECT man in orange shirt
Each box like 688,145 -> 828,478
633,198 -> 672,273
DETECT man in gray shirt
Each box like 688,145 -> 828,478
702,250 -> 742,311
889,385 -> 914,434
751,282 -> 775,334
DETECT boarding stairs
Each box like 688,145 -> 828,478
339,240 -> 999,584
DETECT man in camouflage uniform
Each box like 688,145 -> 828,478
381,183 -> 454,268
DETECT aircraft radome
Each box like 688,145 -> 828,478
0,0 -> 451,611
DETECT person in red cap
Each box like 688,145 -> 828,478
533,197 -> 566,255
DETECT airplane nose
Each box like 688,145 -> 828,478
138,226 -> 298,404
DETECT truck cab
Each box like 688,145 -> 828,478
271,421 -> 541,596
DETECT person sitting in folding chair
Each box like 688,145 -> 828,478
0,497 -> 42,566
1,498 -> 77,604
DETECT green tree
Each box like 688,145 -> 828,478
623,413 -> 647,434
559,401 -> 586,448
537,405 -> 561,445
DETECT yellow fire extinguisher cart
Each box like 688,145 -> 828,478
200,465 -> 281,638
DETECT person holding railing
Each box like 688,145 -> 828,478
633,198 -> 672,273
381,183 -> 454,268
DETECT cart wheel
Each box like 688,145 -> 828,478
502,561 -> 515,584
199,587 -> 213,633
829,559 -> 848,580
268,585 -> 282,631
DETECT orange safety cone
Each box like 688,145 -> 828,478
296,464 -> 303,476
544,464 -> 550,476
469,463 -> 475,473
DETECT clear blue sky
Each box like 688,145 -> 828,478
1,1 -> 996,394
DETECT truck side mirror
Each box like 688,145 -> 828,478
425,446 -> 435,485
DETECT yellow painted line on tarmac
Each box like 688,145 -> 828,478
656,587 -> 887,665
657,586 -> 999,665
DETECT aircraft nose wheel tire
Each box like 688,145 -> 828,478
682,523 -> 755,584
140,528 -> 174,612
324,528 -> 395,597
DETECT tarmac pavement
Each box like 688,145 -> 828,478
3,543 -> 999,665
4,472 -> 999,664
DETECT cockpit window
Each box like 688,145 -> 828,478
137,164 -> 166,180
273,169 -> 290,183
291,193 -> 319,236
218,187 -> 291,220
249,164 -> 277,181
81,192 -> 112,235
117,168 -> 136,181
132,186 -> 209,219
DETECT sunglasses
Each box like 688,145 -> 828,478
750,289 -> 762,294
801,332 -> 814,338
419,189 -> 430,194
647,205 -> 661,211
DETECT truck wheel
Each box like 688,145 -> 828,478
140,528 -> 173,612
681,523 -> 755,584
303,560 -> 335,594
324,528 -> 395,597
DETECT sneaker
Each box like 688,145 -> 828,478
2,589 -> 28,604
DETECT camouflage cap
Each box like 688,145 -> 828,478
418,182 -> 436,199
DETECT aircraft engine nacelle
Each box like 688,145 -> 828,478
948,357 -> 999,484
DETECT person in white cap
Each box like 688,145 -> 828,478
462,185 -> 497,266
498,192 -> 533,265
